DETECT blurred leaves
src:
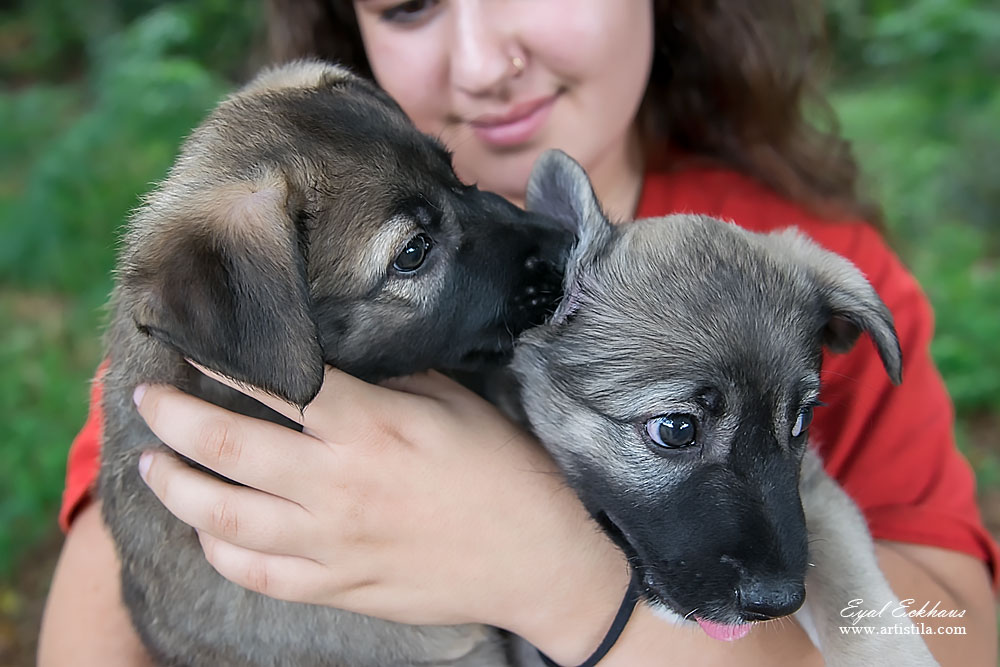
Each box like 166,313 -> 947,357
828,0 -> 1000,428
0,0 -> 260,578
921,226 -> 1000,415
0,291 -> 100,575
0,0 -> 261,82
0,2 -> 259,293
828,0 -> 1000,89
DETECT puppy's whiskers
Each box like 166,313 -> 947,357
417,192 -> 443,213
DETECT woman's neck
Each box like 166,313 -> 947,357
585,125 -> 646,223
504,127 -> 645,222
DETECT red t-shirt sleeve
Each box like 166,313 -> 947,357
637,167 -> 1000,588
59,361 -> 106,532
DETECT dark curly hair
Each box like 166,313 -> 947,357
265,0 -> 879,224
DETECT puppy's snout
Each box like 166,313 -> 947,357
516,254 -> 564,324
736,577 -> 805,620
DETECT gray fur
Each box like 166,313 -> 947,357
512,150 -> 936,665
100,60 -> 935,665
99,61 -> 573,667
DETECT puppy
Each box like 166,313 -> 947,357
511,151 -> 938,666
98,61 -> 571,667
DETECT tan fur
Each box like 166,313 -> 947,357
240,59 -> 351,96
202,173 -> 289,240
98,60 -> 573,667
360,213 -> 422,286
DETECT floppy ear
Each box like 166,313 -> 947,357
766,228 -> 903,385
525,149 -> 614,323
122,174 -> 325,406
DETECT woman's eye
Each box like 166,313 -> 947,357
791,406 -> 814,438
645,414 -> 698,449
380,0 -> 438,24
393,233 -> 433,273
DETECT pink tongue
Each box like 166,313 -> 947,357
695,617 -> 753,641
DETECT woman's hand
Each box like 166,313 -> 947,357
133,364 -> 631,665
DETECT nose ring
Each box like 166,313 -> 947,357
511,56 -> 525,74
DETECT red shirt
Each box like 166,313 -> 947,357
60,166 -> 999,588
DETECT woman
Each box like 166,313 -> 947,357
39,1 -> 998,665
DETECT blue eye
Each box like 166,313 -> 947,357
380,0 -> 439,24
646,414 -> 698,449
791,406 -> 814,438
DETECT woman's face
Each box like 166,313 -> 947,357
354,0 -> 654,208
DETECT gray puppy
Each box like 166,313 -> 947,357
513,151 -> 938,666
99,61 -> 571,667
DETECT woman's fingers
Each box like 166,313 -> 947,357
188,361 -> 410,444
194,530 -> 337,606
134,383 -> 323,498
138,449 -> 313,556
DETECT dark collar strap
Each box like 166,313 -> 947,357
538,569 -> 642,667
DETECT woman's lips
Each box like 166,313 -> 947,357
468,94 -> 558,148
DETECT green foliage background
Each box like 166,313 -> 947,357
1,0 -> 997,581
0,0 -> 263,577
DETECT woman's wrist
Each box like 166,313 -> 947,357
497,481 -> 633,665
537,570 -> 643,667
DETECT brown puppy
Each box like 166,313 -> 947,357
99,61 -> 570,667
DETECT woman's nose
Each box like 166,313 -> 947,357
448,2 -> 518,96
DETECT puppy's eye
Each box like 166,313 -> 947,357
791,406 -> 814,438
646,414 -> 697,449
393,233 -> 433,273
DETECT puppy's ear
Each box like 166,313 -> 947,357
123,173 -> 324,406
238,59 -> 356,97
525,150 -> 614,323
767,228 -> 903,385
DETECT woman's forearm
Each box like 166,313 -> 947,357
38,502 -> 155,667
876,541 -> 997,666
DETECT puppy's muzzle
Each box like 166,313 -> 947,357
516,254 -> 564,325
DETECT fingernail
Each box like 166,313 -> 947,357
133,384 -> 147,406
138,451 -> 153,481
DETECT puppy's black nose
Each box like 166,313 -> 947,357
736,578 -> 805,620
